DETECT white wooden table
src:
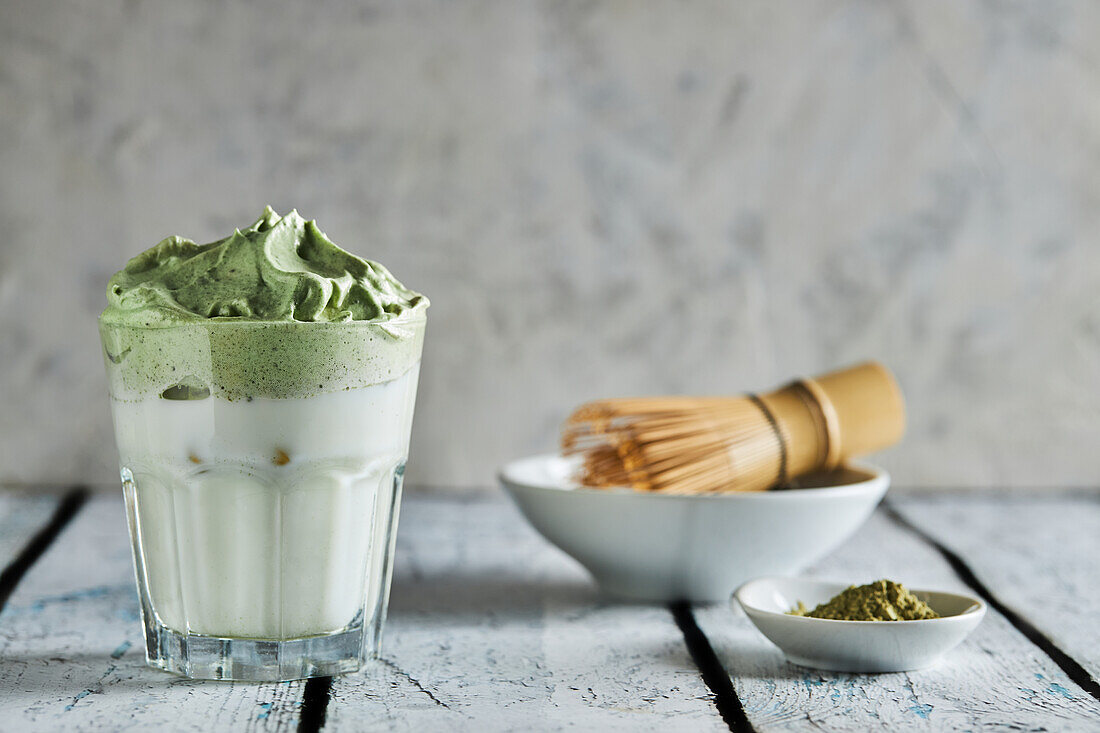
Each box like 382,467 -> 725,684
1,487 -> 1098,732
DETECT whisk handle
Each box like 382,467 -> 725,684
763,361 -> 905,478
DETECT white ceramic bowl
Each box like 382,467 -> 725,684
498,454 -> 890,602
734,576 -> 986,672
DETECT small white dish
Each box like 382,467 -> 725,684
498,454 -> 889,602
734,576 -> 986,672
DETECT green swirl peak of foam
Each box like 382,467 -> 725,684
102,207 -> 427,325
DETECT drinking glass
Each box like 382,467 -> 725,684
99,318 -> 425,681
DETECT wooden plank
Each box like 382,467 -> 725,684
0,494 -> 309,732
0,491 -> 62,569
13,487 -> 1093,731
0,491 -> 724,731
693,508 -> 1100,731
890,492 -> 1100,682
326,492 -> 726,732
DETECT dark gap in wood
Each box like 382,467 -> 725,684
0,487 -> 89,614
883,501 -> 1100,704
297,675 -> 333,733
669,601 -> 756,733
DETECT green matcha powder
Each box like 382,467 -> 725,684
789,580 -> 940,621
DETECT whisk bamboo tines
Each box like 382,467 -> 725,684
561,361 -> 905,495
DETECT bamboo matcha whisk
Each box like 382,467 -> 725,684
561,361 -> 905,494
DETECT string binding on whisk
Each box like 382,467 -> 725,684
746,393 -> 788,487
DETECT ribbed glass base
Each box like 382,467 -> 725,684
121,462 -> 407,682
143,617 -> 373,681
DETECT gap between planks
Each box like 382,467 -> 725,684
695,497 -> 1100,730
882,500 -> 1100,704
0,489 -> 331,732
669,601 -> 756,733
0,487 -> 89,614
297,676 -> 333,733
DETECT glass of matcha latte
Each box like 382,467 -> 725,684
99,208 -> 428,681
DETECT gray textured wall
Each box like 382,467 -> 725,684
1,0 -> 1097,489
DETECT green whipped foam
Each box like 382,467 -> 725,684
102,207 -> 425,324
99,208 -> 427,401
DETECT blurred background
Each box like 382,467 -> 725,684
1,0 -> 1096,490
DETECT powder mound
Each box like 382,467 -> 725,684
102,207 -> 427,325
789,579 -> 940,621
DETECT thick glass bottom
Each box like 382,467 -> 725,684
143,616 -> 376,681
